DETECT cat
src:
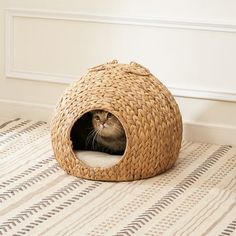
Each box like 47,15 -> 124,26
71,110 -> 126,155
89,110 -> 126,155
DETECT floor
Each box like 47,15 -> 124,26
0,118 -> 236,236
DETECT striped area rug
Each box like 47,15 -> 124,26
0,118 -> 235,236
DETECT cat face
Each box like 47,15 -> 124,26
91,110 -> 124,138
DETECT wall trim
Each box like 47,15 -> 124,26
169,87 -> 236,103
183,122 -> 236,147
0,98 -> 235,146
0,99 -> 54,122
6,69 -> 76,84
6,8 -> 236,33
5,8 -> 236,102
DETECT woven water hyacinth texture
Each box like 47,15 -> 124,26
51,60 -> 182,181
0,119 -> 236,235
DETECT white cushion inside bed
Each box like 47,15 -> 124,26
74,150 -> 123,168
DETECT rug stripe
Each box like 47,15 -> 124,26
0,119 -> 235,236
86,143 -> 213,236
0,118 -> 21,130
6,182 -> 102,236
115,146 -> 232,236
0,121 -> 46,146
0,180 -> 93,235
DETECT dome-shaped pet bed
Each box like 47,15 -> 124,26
51,60 -> 182,181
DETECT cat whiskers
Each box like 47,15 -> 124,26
86,129 -> 97,148
112,125 -> 124,136
92,129 -> 100,150
89,128 -> 102,150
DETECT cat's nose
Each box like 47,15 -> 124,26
100,123 -> 105,128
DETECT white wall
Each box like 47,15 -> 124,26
1,0 -> 236,145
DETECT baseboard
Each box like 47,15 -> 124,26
0,99 -> 235,146
183,122 -> 236,146
0,99 -> 54,122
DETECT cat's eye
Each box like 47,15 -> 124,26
107,113 -> 112,119
94,115 -> 100,120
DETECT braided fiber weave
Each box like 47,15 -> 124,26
51,60 -> 182,181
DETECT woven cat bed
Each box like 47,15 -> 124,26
51,60 -> 182,181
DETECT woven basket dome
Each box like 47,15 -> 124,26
51,60 -> 182,181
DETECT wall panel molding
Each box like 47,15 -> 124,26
6,8 -> 236,33
5,8 -> 236,102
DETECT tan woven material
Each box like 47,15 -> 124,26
51,60 -> 183,181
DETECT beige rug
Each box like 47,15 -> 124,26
0,118 -> 235,236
